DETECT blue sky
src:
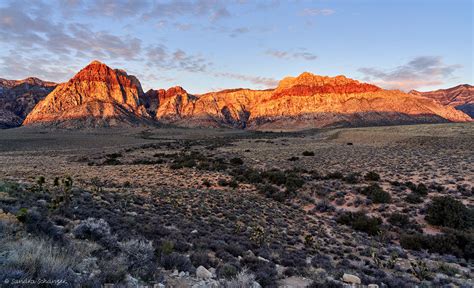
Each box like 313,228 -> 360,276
0,0 -> 472,93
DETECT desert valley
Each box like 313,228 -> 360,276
0,0 -> 473,287
0,60 -> 472,288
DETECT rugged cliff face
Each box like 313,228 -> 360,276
19,61 -> 471,130
410,84 -> 473,118
0,77 -> 56,128
148,72 -> 471,130
23,61 -> 151,128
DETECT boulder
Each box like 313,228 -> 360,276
342,273 -> 361,285
196,266 -> 213,279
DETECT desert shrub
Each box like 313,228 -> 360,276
257,184 -> 288,202
425,196 -> 473,229
364,171 -> 380,181
98,255 -> 128,283
400,229 -> 474,259
326,171 -> 344,179
336,211 -> 382,235
240,256 -> 277,287
159,252 -> 194,272
388,212 -> 410,228
0,238 -> 79,284
361,184 -> 391,204
344,172 -> 360,184
302,151 -> 315,156
314,199 -> 335,213
158,240 -> 174,255
221,269 -> 256,288
190,251 -> 216,268
406,182 -> 429,196
309,279 -> 343,288
230,157 -> 244,165
287,156 -> 299,161
119,239 -> 156,280
217,262 -> 240,279
405,193 -> 423,204
73,218 -> 117,247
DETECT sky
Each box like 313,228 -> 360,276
0,0 -> 472,94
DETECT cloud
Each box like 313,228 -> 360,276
358,56 -> 462,90
265,49 -> 317,61
214,72 -> 278,88
229,27 -> 250,37
301,8 -> 335,16
146,45 -> 212,73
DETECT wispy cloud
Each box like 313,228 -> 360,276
265,48 -> 317,61
301,8 -> 335,16
214,72 -> 278,88
146,45 -> 212,73
358,56 -> 462,90
359,56 -> 462,90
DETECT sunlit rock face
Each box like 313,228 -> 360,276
0,77 -> 56,128
149,72 -> 471,130
410,84 -> 474,118
23,61 -> 151,128
21,62 -> 471,130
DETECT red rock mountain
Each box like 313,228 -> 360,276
143,72 -> 471,130
21,61 -> 471,130
0,77 -> 56,128
23,61 -> 151,128
410,84 -> 473,118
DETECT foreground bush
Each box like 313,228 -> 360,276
0,238 -> 79,285
336,211 -> 382,235
425,196 -> 473,230
400,229 -> 474,259
361,184 -> 392,204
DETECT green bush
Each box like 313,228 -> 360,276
400,229 -> 474,259
426,196 -> 473,229
364,171 -> 380,181
388,212 -> 410,228
336,211 -> 382,235
361,184 -> 391,204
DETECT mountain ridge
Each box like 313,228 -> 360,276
9,60 -> 473,130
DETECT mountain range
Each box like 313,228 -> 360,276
1,60 -> 472,130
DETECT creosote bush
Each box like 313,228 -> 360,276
361,184 -> 391,204
425,196 -> 473,230
337,211 -> 382,235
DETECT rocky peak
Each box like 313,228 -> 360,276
273,72 -> 381,98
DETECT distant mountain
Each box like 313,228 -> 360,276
23,61 -> 153,128
410,84 -> 473,118
0,77 -> 56,128
16,61 -> 473,129
143,72 -> 471,130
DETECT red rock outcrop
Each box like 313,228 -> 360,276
17,63 -> 472,130
23,61 -> 151,127
410,84 -> 473,118
150,72 -> 471,130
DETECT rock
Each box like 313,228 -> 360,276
153,284 -> 165,288
196,266 -> 213,279
191,229 -> 198,234
171,269 -> 179,277
124,274 -> 139,287
178,271 -> 186,277
251,281 -> 262,288
342,273 -> 361,285
257,256 -> 269,262
368,284 -> 379,288
23,60 -> 150,128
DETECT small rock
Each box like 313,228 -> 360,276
368,284 -> 379,288
252,281 -> 262,288
257,256 -> 269,262
196,266 -> 212,279
178,271 -> 186,277
191,229 -> 198,234
342,273 -> 361,285
171,269 -> 179,277
153,284 -> 165,288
